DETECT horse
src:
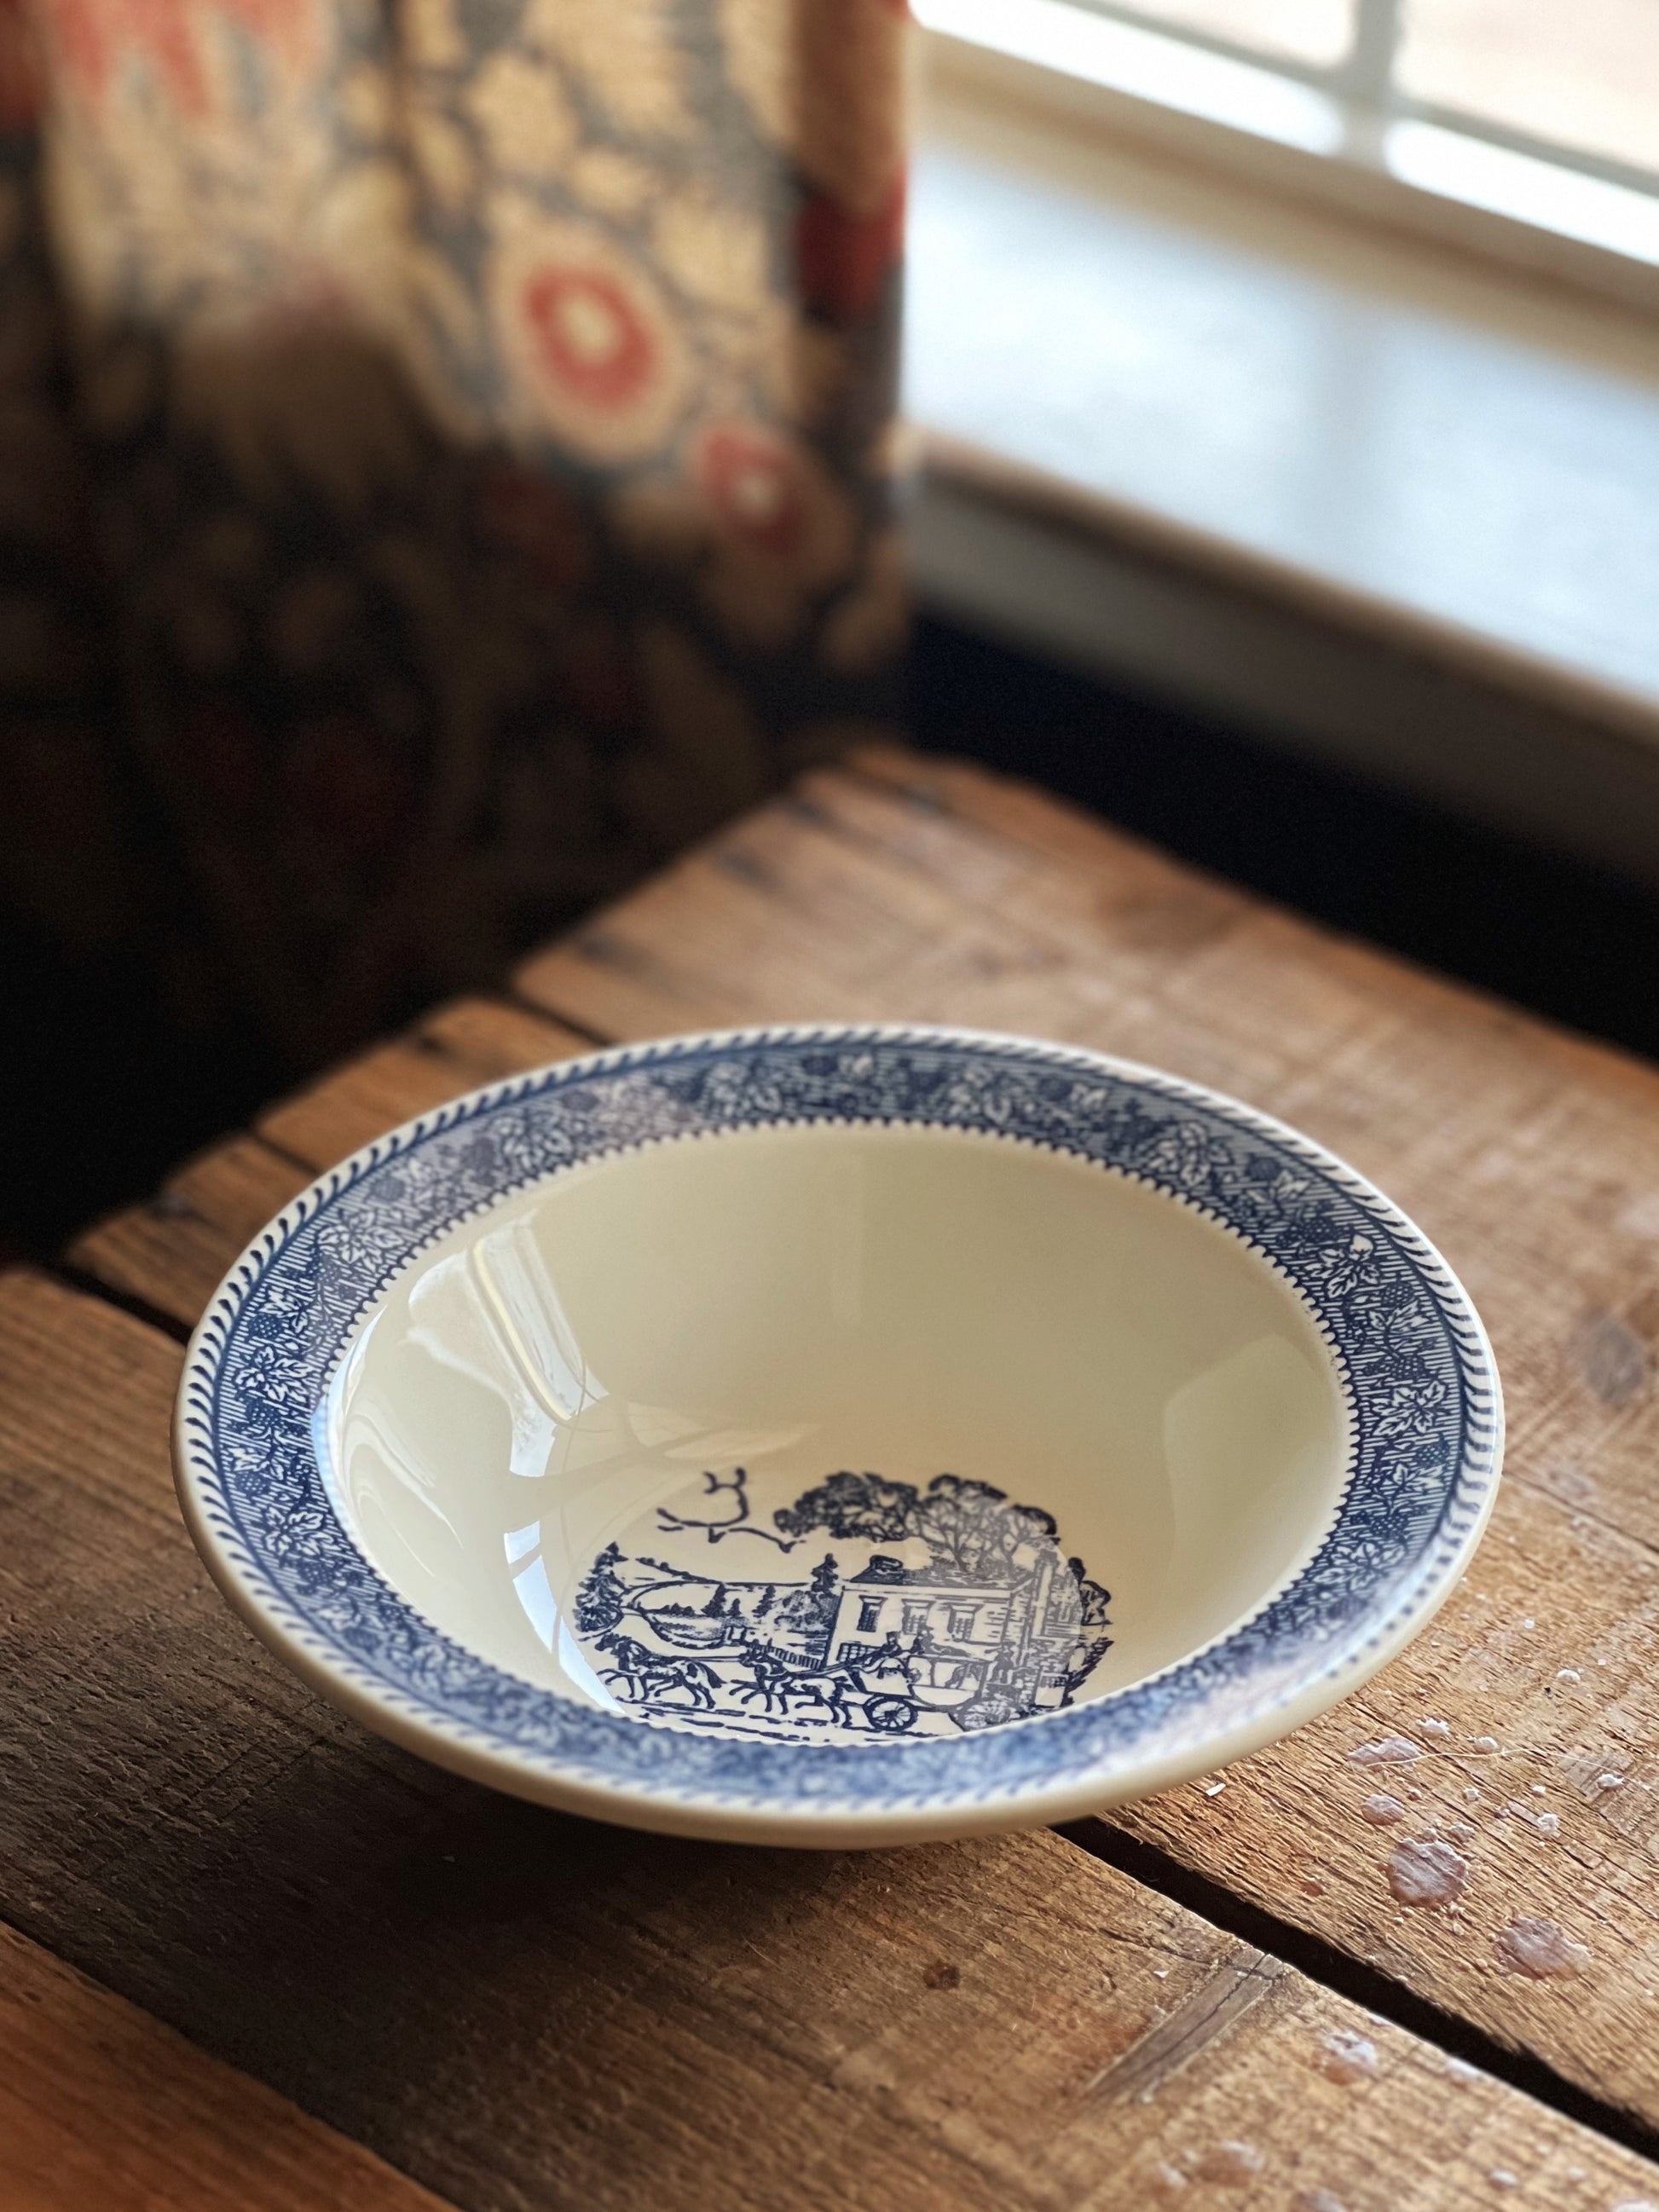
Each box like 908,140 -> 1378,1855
734,1644 -> 800,1717
731,1644 -> 853,1730
780,1666 -> 853,1730
601,1637 -> 720,1711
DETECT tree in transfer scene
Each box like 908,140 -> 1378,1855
773,1470 -> 918,1545
910,1475 -> 1056,1581
773,1469 -> 1063,1582
574,1541 -> 627,1642
773,1554 -> 841,1660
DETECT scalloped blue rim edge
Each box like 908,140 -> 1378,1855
172,1023 -> 1503,1836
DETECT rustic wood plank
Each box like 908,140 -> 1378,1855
66,999 -> 590,1331
65,1135 -> 308,1333
55,749 -> 1659,2131
256,997 -> 592,1170
0,1270 -> 1652,2212
0,1920 -> 451,2212
510,750 -> 1659,2129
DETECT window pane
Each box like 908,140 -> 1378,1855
1107,0 -> 1355,66
1399,0 -> 1659,176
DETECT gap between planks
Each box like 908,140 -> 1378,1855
0,1920 -> 454,2212
35,1127 -> 1659,2150
35,1229 -> 1659,2168
1,1268 -> 1655,2212
509,740 -> 1659,2138
1064,1822 -> 1659,2166
47,742 -> 1659,2174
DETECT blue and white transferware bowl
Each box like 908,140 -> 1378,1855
174,1025 -> 1501,1845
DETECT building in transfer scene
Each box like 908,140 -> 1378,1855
573,1470 -> 1112,1743
827,1549 -> 1090,1721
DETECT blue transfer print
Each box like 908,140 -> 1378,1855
575,1471 -> 1113,1743
653,1467 -> 798,1550
178,1026 -> 1500,1822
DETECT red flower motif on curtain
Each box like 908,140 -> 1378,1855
697,424 -> 807,558
795,170 -> 906,321
494,217 -> 689,461
522,268 -> 656,415
7,0 -> 908,1079
689,419 -> 857,640
40,0 -> 317,113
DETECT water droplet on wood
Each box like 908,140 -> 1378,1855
1349,1736 -> 1421,1766
1194,2141 -> 1265,2185
1496,1917 -> 1591,1978
1361,1793 -> 1406,1825
1387,1838 -> 1470,1907
1317,2031 -> 1379,2083
1419,1717 -> 1452,1736
1488,2170 -> 1518,2191
1294,2193 -> 1346,2212
1470,1736 -> 1499,1753
1536,1812 -> 1560,1835
1575,1310 -> 1649,1406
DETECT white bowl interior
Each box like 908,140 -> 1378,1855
327,1123 -> 1350,1743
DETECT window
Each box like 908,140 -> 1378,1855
1097,0 -> 1352,66
857,1596 -> 886,1633
948,1604 -> 980,1638
1083,0 -> 1659,186
917,0 -> 1659,295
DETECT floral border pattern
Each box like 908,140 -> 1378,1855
177,1026 -> 1501,1817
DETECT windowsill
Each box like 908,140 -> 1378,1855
905,43 -> 1659,881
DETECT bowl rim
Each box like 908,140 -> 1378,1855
172,1022 -> 1503,1846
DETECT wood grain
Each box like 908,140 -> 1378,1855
506,748 -> 1659,2128
256,997 -> 592,1170
66,998 -> 590,1331
55,748 -> 1659,2135
0,1922 -> 452,2212
0,1272 -> 1653,2212
65,1135 -> 309,1332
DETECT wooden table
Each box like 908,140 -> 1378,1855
8,744 -> 1659,2210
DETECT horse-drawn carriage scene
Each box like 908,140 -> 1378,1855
572,1468 -> 1113,1744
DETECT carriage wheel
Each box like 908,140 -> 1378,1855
864,1695 -> 917,1733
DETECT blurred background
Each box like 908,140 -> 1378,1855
3,0 -> 1657,1256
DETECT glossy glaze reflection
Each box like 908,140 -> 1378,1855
327,1121 -> 1350,1739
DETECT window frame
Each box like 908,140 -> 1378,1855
1078,0 -> 1659,202
916,0 -> 1659,317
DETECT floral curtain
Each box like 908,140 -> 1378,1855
0,0 -> 910,1071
